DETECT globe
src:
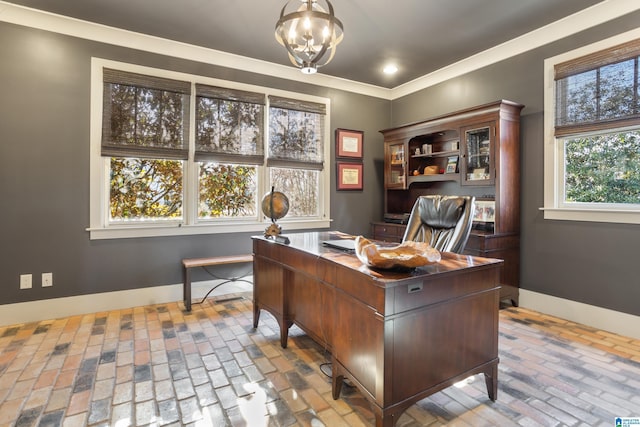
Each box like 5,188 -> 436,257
261,190 -> 290,241
261,190 -> 289,223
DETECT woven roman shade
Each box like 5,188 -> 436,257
267,95 -> 325,170
194,84 -> 265,165
101,68 -> 191,160
554,38 -> 640,137
268,95 -> 327,115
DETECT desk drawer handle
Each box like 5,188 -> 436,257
408,284 -> 423,293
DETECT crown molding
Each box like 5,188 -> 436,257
1,0 -> 639,101
391,0 -> 640,99
0,1 -> 392,99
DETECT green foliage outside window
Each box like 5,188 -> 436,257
199,163 -> 257,218
564,131 -> 640,204
105,69 -> 326,225
110,158 -> 183,220
559,57 -> 640,205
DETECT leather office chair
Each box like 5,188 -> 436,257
402,195 -> 475,253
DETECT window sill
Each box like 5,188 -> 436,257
87,219 -> 332,240
540,207 -> 640,225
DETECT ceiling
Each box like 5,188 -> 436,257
3,0 -> 606,88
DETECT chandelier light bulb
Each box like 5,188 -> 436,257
288,26 -> 297,41
275,0 -> 344,74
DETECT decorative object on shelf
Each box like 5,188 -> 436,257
380,100 -> 524,305
261,187 -> 291,243
335,128 -> 363,159
446,156 -> 458,173
275,0 -> 344,74
337,162 -> 363,191
473,199 -> 495,223
354,236 -> 441,270
390,146 -> 404,165
469,168 -> 489,180
423,165 -> 439,175
422,144 -> 432,154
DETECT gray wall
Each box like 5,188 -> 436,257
3,11 -> 640,318
390,11 -> 640,316
0,22 -> 389,305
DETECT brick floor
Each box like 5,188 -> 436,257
0,293 -> 639,426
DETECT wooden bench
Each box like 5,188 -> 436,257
182,254 -> 253,311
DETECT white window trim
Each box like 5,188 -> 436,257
542,27 -> 640,225
88,58 -> 331,239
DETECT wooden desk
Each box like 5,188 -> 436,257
252,231 -> 502,427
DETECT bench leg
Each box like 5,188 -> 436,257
184,267 -> 192,312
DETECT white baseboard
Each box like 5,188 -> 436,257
0,278 -> 253,327
3,284 -> 638,341
519,289 -> 640,340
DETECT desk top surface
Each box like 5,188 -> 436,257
253,231 -> 503,284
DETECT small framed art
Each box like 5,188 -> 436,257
336,128 -> 364,159
337,162 -> 363,191
446,155 -> 458,173
473,199 -> 495,231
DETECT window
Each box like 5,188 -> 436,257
267,96 -> 326,217
543,29 -> 640,224
195,84 -> 264,220
102,69 -> 190,223
89,59 -> 330,239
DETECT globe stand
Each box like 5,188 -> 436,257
264,222 -> 290,244
262,188 -> 290,245
264,223 -> 282,238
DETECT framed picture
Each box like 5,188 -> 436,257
446,155 -> 458,173
336,128 -> 364,159
473,200 -> 495,223
337,162 -> 363,191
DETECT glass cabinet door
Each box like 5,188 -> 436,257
385,141 -> 406,189
461,124 -> 495,186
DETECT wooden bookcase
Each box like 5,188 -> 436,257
374,100 -> 524,305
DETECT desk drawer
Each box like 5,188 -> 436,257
390,266 -> 500,314
371,223 -> 405,242
466,233 -> 519,251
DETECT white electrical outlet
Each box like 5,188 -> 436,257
42,272 -> 53,287
20,274 -> 32,289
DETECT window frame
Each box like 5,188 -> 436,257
89,58 -> 331,239
543,27 -> 640,225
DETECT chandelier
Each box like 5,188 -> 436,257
275,0 -> 344,74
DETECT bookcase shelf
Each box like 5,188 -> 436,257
377,100 -> 524,305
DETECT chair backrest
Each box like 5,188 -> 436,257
402,195 -> 475,253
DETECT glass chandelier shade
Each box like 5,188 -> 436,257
275,0 -> 344,74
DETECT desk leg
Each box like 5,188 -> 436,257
375,413 -> 397,427
332,358 -> 403,427
331,357 -> 344,400
280,328 -> 289,349
183,267 -> 192,312
252,305 -> 290,348
253,303 -> 261,329
483,362 -> 498,401
278,317 -> 293,349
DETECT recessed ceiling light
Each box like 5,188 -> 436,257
383,64 -> 398,75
